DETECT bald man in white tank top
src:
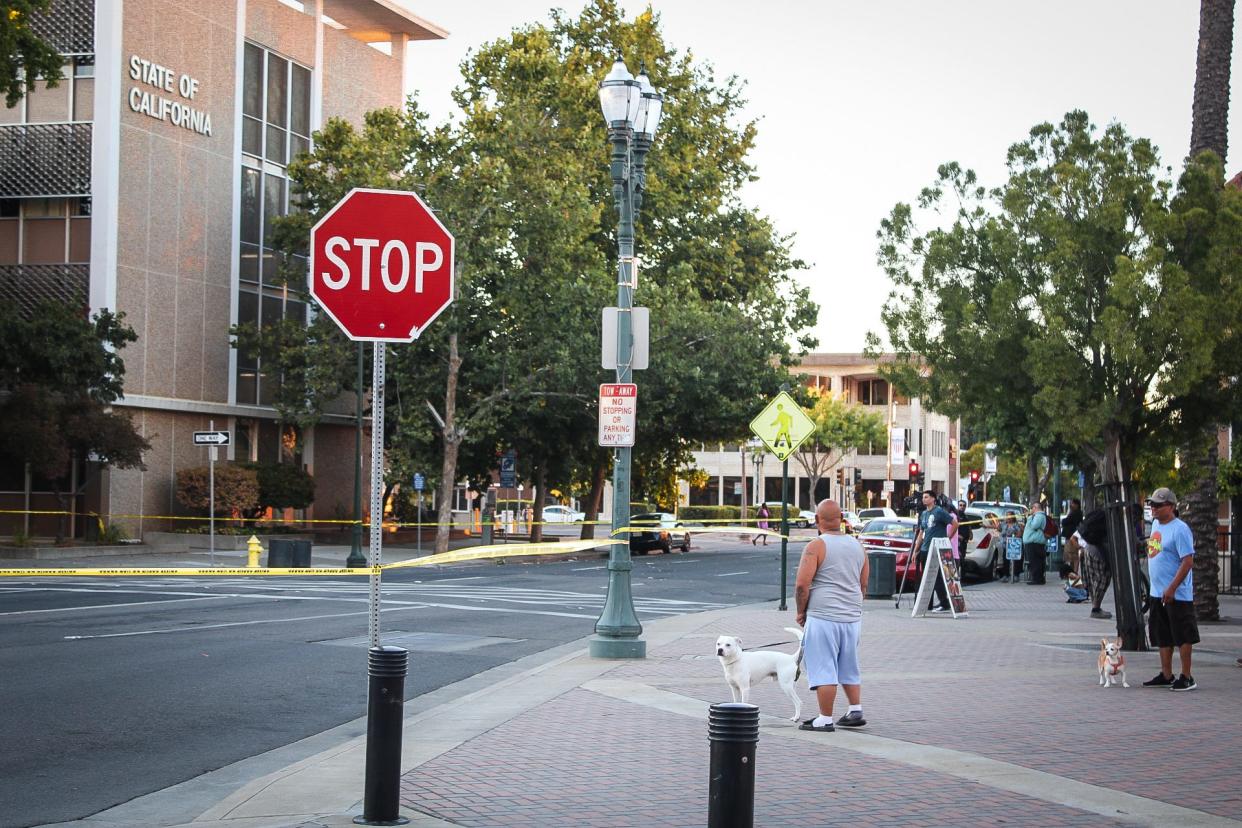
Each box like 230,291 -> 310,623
795,499 -> 869,732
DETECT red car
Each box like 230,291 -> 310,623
858,517 -> 920,587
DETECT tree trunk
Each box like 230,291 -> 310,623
530,463 -> 547,543
1185,0 -> 1231,620
1184,433 -> 1222,621
1026,455 -> 1040,505
434,333 -> 463,555
1191,0 -> 1235,161
579,459 -> 607,541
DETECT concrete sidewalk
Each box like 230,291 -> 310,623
42,582 -> 1242,828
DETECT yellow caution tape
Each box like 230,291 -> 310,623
0,539 -> 625,578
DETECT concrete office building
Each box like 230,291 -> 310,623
0,0 -> 446,537
685,353 -> 961,513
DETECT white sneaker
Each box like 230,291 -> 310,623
930,606 -> 949,613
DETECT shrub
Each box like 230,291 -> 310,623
678,505 -> 741,522
245,462 -> 315,511
176,464 -> 260,515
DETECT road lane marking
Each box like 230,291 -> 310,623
62,603 -> 432,639
0,595 -> 230,616
715,571 -> 749,577
571,566 -> 606,571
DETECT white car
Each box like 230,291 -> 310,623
857,507 -> 897,523
542,505 -> 585,524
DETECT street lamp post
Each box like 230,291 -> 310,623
590,56 -> 663,660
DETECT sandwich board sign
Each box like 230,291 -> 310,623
749,391 -> 815,461
912,538 -> 968,618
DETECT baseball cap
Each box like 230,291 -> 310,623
1147,487 -> 1177,506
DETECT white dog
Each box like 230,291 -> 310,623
1097,637 -> 1129,688
716,627 -> 805,721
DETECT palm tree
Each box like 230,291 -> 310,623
1184,0 -> 1235,622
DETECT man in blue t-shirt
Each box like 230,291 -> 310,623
1140,487 -> 1200,691
911,491 -> 951,612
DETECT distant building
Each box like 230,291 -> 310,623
685,353 -> 961,513
1,0 -> 447,538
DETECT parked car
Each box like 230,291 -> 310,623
960,508 -> 1001,580
857,507 -> 898,524
969,500 -> 1027,515
629,512 -> 691,554
842,510 -> 864,534
542,505 -> 586,524
857,517 -> 918,586
794,509 -> 817,529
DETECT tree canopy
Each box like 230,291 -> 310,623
2,0 -> 64,108
873,111 -> 1241,490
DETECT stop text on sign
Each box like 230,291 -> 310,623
309,188 -> 455,342
598,383 -> 637,447
319,237 -> 444,293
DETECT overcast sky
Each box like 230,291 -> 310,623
397,1 -> 1242,353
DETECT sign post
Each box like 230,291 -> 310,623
310,187 -> 453,827
413,473 -> 425,554
749,389 -> 816,611
193,427 -> 231,567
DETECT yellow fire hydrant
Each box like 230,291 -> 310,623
247,535 -> 263,568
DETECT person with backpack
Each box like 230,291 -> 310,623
1022,501 -> 1049,584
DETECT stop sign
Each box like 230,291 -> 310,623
309,188 -> 455,342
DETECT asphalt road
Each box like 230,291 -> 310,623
0,530 -> 812,828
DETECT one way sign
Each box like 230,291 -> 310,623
193,431 -> 231,446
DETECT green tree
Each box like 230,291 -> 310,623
1,0 -> 63,108
875,112 -> 1224,488
0,302 -> 149,540
793,393 -> 887,502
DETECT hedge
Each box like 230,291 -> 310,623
678,505 -> 741,521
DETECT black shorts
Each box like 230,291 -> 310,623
1148,598 -> 1200,647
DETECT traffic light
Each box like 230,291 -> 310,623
836,468 -> 844,486
969,469 -> 980,483
908,460 -> 920,478
853,468 -> 863,485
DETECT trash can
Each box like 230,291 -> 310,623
865,550 -> 896,599
268,538 -> 312,567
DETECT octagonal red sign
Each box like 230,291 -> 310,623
309,188 -> 455,342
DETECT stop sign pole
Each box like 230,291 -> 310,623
309,188 -> 453,827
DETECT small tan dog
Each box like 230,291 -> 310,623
1097,637 -> 1128,688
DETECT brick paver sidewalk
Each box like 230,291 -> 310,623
400,582 -> 1242,827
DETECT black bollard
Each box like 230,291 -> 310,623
708,702 -> 759,828
355,646 -> 410,826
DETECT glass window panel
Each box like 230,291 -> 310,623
261,294 -> 283,330
72,76 -> 93,120
290,64 -> 311,136
265,125 -> 286,165
238,288 -> 259,331
72,197 -> 91,216
266,53 -> 288,127
242,116 -> 262,157
243,43 -> 263,119
261,251 -> 282,286
73,57 -> 95,78
288,133 -> 309,163
263,174 -> 286,246
285,300 -> 306,325
0,200 -> 17,218
239,244 -> 260,285
258,371 -> 276,406
235,367 -> 257,405
240,168 -> 261,245
68,217 -> 90,261
23,198 -> 62,218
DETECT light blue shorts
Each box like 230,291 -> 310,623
803,616 -> 861,687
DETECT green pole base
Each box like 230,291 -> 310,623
588,635 -> 647,659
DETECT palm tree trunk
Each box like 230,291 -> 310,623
1184,435 -> 1222,621
1191,0 -> 1235,160
1185,0 -> 1233,619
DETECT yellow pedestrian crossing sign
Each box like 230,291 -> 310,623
749,392 -> 815,461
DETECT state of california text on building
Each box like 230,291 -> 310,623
1,0 -> 447,538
